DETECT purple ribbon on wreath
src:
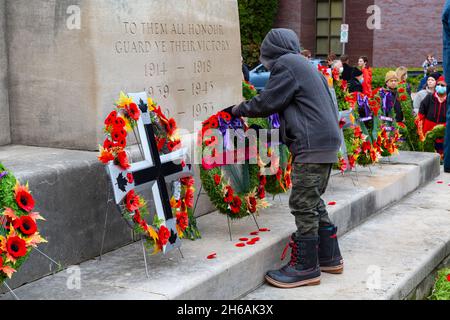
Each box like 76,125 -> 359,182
0,171 -> 7,180
218,116 -> 245,150
268,113 -> 280,129
379,89 -> 391,115
357,94 -> 371,118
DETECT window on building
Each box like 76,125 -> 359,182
316,0 -> 343,57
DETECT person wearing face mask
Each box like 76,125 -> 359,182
417,76 -> 448,138
358,56 -> 372,96
348,67 -> 364,93
413,73 -> 440,114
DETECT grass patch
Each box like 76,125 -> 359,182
428,268 -> 450,300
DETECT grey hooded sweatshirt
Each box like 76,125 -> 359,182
233,29 -> 341,163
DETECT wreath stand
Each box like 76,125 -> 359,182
192,183 -> 261,242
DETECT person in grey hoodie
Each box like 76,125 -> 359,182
230,29 -> 344,288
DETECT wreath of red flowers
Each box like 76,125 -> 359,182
198,111 -> 269,219
0,163 -> 47,284
98,92 -> 200,253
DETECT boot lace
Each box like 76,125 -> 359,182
280,237 -> 299,266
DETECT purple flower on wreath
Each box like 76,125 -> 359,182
268,114 -> 280,129
0,171 -> 7,180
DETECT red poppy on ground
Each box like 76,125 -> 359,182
437,181 -> 444,184
184,187 -> 194,208
328,201 -> 337,206
125,190 -> 140,212
247,196 -> 257,213
116,150 -> 130,170
98,149 -> 114,164
246,241 -> 256,245
105,110 -> 118,126
19,216 -> 37,236
250,231 -> 259,236
158,226 -> 170,246
239,238 -> 249,242
127,173 -> 134,183
259,228 -> 270,232
125,103 -> 140,121
224,186 -> 234,203
213,174 -> 221,185
6,236 -> 27,258
251,237 -> 260,242
400,95 -> 408,102
235,243 -> 246,247
176,211 -> 189,231
14,184 -> 35,212
230,196 -> 242,214
207,253 -> 217,259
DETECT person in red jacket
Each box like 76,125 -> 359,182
417,76 -> 447,156
358,56 -> 372,96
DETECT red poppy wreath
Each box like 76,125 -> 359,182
0,162 -> 47,285
98,92 -> 200,254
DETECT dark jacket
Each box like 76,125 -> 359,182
442,0 -> 450,170
348,78 -> 363,93
233,28 -> 341,163
342,63 -> 353,81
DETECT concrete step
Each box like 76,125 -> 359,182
0,151 -> 440,299
0,144 -> 217,290
243,169 -> 450,300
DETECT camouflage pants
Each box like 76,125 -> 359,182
289,163 -> 333,237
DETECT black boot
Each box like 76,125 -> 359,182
318,224 -> 344,274
265,234 -> 321,288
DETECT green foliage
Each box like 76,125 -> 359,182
429,268 -> 450,300
238,0 -> 279,68
397,83 -> 422,151
423,125 -> 446,153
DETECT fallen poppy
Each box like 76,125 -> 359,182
239,238 -> 249,242
207,253 -> 217,259
437,181 -> 444,184
250,231 -> 259,236
251,237 -> 260,242
259,228 -> 270,232
246,241 -> 256,245
328,201 -> 337,206
235,243 -> 246,247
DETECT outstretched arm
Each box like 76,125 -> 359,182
232,62 -> 297,118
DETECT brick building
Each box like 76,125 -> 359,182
275,0 -> 444,67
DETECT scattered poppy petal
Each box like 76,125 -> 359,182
252,237 -> 260,242
235,243 -> 246,247
437,181 -> 444,184
328,201 -> 337,206
239,238 -> 249,242
246,241 -> 256,245
207,253 -> 217,259
250,231 -> 259,236
259,228 -> 270,232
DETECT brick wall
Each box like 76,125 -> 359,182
275,0 -> 445,68
346,0 -> 374,67
373,0 -> 444,67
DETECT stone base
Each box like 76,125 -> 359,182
0,150 -> 441,299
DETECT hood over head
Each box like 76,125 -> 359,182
259,28 -> 301,70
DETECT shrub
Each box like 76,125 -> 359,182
238,0 -> 279,68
